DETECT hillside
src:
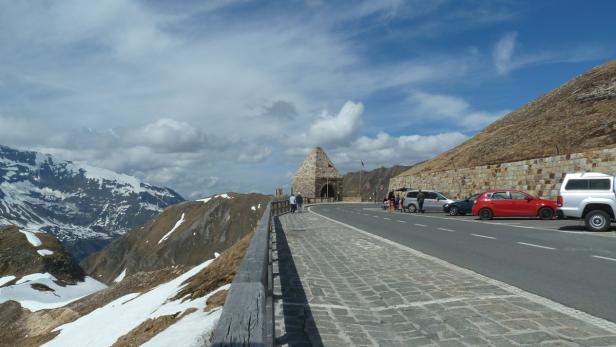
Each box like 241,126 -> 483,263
344,165 -> 412,200
82,193 -> 270,284
401,59 -> 616,176
0,145 -> 184,259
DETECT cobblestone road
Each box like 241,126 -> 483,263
273,210 -> 616,347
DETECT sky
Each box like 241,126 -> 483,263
0,0 -> 614,198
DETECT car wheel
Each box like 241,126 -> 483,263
479,208 -> 493,220
538,207 -> 554,220
449,206 -> 459,216
408,204 -> 417,213
584,210 -> 611,232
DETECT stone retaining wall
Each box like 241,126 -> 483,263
390,147 -> 616,199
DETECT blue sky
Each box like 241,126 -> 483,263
0,0 -> 614,198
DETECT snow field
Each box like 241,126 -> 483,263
158,213 -> 186,244
44,259 -> 227,347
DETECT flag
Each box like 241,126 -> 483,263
361,160 -> 365,168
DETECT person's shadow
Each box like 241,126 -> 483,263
274,216 -> 323,346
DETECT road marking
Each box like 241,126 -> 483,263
517,242 -> 556,250
309,207 -> 616,334
591,255 -> 616,262
415,223 -> 427,227
372,215 -> 380,218
398,220 -> 407,223
437,227 -> 455,232
383,217 -> 392,220
471,233 -> 496,239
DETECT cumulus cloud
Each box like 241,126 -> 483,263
300,101 -> 363,147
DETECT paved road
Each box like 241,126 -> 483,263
311,203 -> 616,324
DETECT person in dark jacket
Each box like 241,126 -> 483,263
296,193 -> 304,213
416,189 -> 425,213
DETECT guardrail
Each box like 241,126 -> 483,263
211,199 -> 290,347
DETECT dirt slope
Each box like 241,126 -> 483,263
82,193 -> 270,284
401,59 -> 616,176
343,165 -> 412,200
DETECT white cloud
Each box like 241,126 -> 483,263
493,32 -> 517,75
300,101 -> 364,147
408,91 -> 508,130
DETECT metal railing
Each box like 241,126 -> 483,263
211,199 -> 290,347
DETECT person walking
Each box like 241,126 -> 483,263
387,190 -> 395,213
289,194 -> 297,213
296,193 -> 303,213
394,194 -> 400,212
416,189 -> 425,213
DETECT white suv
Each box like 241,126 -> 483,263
557,172 -> 616,232
404,190 -> 454,213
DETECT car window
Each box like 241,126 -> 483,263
491,192 -> 509,200
510,191 -> 528,200
436,193 -> 447,200
565,179 -> 588,190
469,194 -> 480,201
407,192 -> 417,198
589,179 -> 611,190
426,192 -> 437,199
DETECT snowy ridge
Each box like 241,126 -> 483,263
44,259 -> 226,347
0,272 -> 107,311
0,145 -> 184,251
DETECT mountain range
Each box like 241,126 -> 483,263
0,145 -> 184,259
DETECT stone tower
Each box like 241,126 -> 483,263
291,147 -> 343,200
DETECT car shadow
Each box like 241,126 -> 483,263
558,225 -> 616,232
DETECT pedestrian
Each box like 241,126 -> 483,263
289,194 -> 297,213
296,193 -> 303,213
387,190 -> 395,213
416,189 -> 425,213
394,194 -> 400,212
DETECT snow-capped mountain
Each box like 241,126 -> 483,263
0,145 -> 184,259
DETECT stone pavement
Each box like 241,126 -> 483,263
272,210 -> 616,347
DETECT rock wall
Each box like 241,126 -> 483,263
390,147 -> 616,199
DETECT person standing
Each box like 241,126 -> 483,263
387,190 -> 395,213
394,194 -> 400,212
296,193 -> 303,213
416,189 -> 425,213
289,194 -> 297,213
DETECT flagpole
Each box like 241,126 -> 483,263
359,166 -> 362,202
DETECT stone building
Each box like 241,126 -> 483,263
292,147 -> 343,200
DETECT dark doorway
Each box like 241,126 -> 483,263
320,184 -> 335,198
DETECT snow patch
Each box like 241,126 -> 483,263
0,273 -> 107,311
251,205 -> 257,211
215,193 -> 232,199
158,213 -> 186,244
214,252 -> 220,258
37,249 -> 54,256
18,229 -> 43,247
0,275 -> 16,287
44,259 -> 224,347
196,197 -> 211,204
113,268 -> 127,283
196,193 -> 232,204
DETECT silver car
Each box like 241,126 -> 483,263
404,190 -> 454,213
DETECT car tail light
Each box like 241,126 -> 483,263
556,195 -> 563,207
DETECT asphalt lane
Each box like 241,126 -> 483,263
310,203 -> 616,323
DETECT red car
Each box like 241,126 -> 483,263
472,190 -> 557,220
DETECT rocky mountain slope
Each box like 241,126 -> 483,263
0,208 -> 259,347
401,59 -> 616,176
82,193 -> 270,284
0,145 -> 184,259
0,226 -> 106,313
343,165 -> 412,200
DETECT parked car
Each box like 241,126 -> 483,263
472,190 -> 557,220
443,194 -> 481,216
404,190 -> 454,213
557,172 -> 616,232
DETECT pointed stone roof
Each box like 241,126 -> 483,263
294,147 -> 342,179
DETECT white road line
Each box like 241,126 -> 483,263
471,234 -> 496,240
372,215 -> 380,218
309,207 -> 616,334
591,255 -> 616,262
517,242 -> 556,250
383,217 -> 392,220
437,228 -> 455,232
415,223 -> 427,227
398,220 -> 407,223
